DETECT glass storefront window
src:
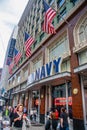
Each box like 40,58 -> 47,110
84,88 -> 87,121
52,82 -> 73,119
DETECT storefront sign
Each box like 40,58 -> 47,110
54,97 -> 72,106
27,57 -> 62,85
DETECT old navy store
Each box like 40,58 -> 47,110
27,57 -> 72,122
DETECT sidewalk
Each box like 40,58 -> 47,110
27,119 -> 73,130
28,125 -> 45,130
26,121 -> 73,130
26,124 -> 73,130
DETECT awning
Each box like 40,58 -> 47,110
12,71 -> 71,94
26,71 -> 71,90
74,63 -> 87,76
12,88 -> 26,95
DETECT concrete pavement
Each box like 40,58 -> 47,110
25,120 -> 73,130
26,124 -> 73,130
26,125 -> 45,130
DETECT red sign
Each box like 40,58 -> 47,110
54,97 -> 72,106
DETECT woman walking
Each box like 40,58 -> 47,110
13,104 -> 25,130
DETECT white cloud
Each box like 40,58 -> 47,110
0,0 -> 29,68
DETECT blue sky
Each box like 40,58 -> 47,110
0,0 -> 29,68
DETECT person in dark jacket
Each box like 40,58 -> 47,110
60,107 -> 70,130
45,111 -> 52,130
13,104 -> 24,130
9,107 -> 14,127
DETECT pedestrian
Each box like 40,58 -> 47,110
2,105 -> 9,117
60,107 -> 70,130
45,111 -> 52,130
51,108 -> 59,130
9,107 -> 14,127
13,104 -> 25,130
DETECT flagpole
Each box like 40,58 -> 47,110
57,11 -> 71,26
54,8 -> 71,26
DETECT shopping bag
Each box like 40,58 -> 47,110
57,122 -> 60,130
25,116 -> 31,128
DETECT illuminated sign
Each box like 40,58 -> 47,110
54,97 -> 72,106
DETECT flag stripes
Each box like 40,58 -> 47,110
25,36 -> 34,51
14,48 -> 22,65
14,52 -> 22,65
43,0 -> 56,34
24,32 -> 34,57
8,62 -> 14,74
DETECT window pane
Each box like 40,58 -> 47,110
78,50 -> 87,65
57,0 -> 65,7
49,36 -> 69,61
79,26 -> 85,43
61,60 -> 70,72
33,59 -> 42,71
85,24 -> 87,37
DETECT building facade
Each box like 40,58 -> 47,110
0,69 -> 2,81
0,68 -> 2,94
7,0 -> 87,130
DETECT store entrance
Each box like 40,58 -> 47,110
52,82 -> 72,119
84,88 -> 87,123
31,90 -> 40,122
82,75 -> 87,129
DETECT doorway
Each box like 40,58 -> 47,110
84,88 -> 87,123
81,75 -> 87,130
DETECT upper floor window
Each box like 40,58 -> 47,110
17,76 -> 20,83
33,57 -> 42,72
24,70 -> 28,78
73,13 -> 87,49
40,32 -> 44,42
49,0 -> 55,5
35,28 -> 38,37
70,0 -> 78,6
12,77 -> 15,86
33,41 -> 37,49
78,18 -> 87,43
17,74 -> 20,83
49,34 -> 69,61
78,50 -> 87,65
61,60 -> 70,72
57,0 -> 65,8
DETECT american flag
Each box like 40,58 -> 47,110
6,57 -> 13,66
14,48 -> 22,65
24,32 -> 34,57
43,0 -> 56,34
8,62 -> 14,74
